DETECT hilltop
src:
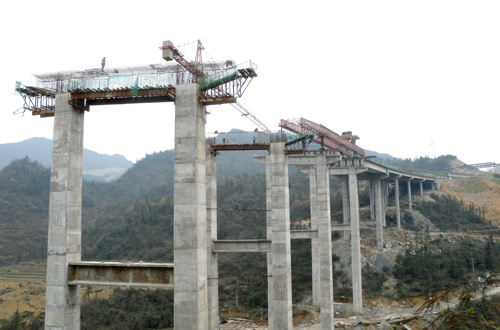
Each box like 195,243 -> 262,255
434,159 -> 500,227
0,138 -> 133,182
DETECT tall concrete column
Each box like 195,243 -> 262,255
419,182 -> 424,196
341,176 -> 351,240
316,155 -> 335,329
369,181 -> 375,220
407,181 -> 412,211
173,84 -> 208,330
309,169 -> 320,306
382,181 -> 387,227
206,149 -> 218,330
374,179 -> 384,251
348,168 -> 363,313
269,143 -> 293,330
394,178 -> 401,230
45,93 -> 84,330
383,181 -> 388,207
265,156 -> 274,329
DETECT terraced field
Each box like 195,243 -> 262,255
0,263 -> 46,320
0,262 -> 46,281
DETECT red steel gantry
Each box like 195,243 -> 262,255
279,117 -> 365,157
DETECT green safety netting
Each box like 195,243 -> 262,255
198,60 -> 257,90
66,60 -> 257,95
67,73 -> 174,94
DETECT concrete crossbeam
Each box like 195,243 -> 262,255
212,240 -> 271,253
290,230 -> 318,239
68,262 -> 174,289
255,154 -> 341,165
331,224 -> 351,231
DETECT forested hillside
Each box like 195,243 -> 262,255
1,151 -> 500,329
0,152 -> 495,266
0,138 -> 133,182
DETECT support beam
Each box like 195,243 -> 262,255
291,230 -> 319,239
173,84 -> 208,330
45,93 -> 84,330
348,168 -> 363,313
212,240 -> 271,252
68,262 -> 174,288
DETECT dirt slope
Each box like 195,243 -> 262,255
440,173 -> 500,227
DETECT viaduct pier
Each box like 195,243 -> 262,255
15,41 -> 436,330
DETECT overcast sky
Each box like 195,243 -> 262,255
1,0 -> 499,165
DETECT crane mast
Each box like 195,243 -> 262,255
161,40 -> 270,132
161,40 -> 204,81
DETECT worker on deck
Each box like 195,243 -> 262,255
101,57 -> 106,72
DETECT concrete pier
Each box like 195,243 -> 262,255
265,155 -> 274,329
316,155 -> 335,329
309,169 -> 320,306
269,143 -> 293,330
206,149 -> 218,330
348,167 -> 363,313
45,93 -> 84,330
173,84 -> 208,329
394,177 -> 401,230
341,176 -> 351,240
407,180 -> 413,210
374,179 -> 384,251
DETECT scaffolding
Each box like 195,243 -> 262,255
33,62 -> 226,94
15,59 -> 259,115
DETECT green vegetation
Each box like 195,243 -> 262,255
415,194 -> 487,231
419,271 -> 500,330
81,289 -> 173,330
2,150 -> 499,327
0,158 -> 49,266
380,155 -> 457,176
393,232 -> 500,298
0,310 -> 44,330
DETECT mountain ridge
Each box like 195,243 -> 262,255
0,137 -> 133,182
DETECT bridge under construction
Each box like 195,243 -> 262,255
15,39 -> 436,330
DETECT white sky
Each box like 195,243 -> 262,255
1,0 -> 499,164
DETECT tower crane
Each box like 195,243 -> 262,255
161,40 -> 271,132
